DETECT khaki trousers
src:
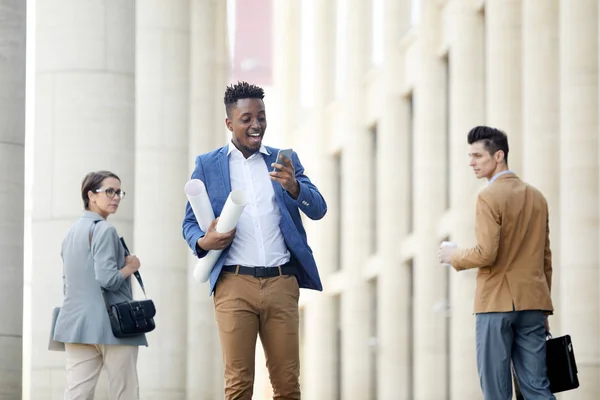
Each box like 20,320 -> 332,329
214,271 -> 301,400
64,343 -> 139,400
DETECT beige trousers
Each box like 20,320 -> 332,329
64,343 -> 139,400
213,272 -> 301,400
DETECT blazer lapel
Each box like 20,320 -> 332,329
218,146 -> 231,194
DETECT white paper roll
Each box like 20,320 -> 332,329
185,179 -> 215,232
192,189 -> 248,282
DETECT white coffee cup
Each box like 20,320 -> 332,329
440,241 -> 457,267
441,241 -> 457,249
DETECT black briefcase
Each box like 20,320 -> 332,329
513,333 -> 579,399
546,334 -> 579,393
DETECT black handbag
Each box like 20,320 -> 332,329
100,237 -> 156,338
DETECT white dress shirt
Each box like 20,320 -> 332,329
223,142 -> 291,268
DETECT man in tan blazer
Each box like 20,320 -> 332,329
439,126 -> 555,400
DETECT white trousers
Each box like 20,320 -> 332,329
64,343 -> 139,400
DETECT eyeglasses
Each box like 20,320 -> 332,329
95,187 -> 126,199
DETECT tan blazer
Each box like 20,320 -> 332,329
450,173 -> 553,314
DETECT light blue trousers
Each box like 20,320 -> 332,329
476,310 -> 555,400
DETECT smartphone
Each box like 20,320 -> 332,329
273,148 -> 293,172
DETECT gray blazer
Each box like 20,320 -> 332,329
53,211 -> 147,346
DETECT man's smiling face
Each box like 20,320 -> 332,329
226,98 -> 267,159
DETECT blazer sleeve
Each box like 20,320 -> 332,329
91,223 -> 126,291
450,193 -> 501,271
283,151 -> 327,220
61,251 -> 65,296
544,212 -> 553,294
182,155 -> 209,258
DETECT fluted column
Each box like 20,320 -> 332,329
559,1 -> 599,398
186,0 -> 229,398
134,1 -> 190,398
31,1 -> 135,397
522,0 -> 560,332
340,0 -> 372,398
444,1 -> 485,398
485,0 -> 522,174
413,1 -> 448,399
377,1 -> 412,399
272,0 -> 301,139
301,1 -> 337,398
0,1 -> 25,397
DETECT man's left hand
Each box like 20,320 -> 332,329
270,155 -> 300,199
438,244 -> 457,265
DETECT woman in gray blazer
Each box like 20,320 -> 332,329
53,171 -> 146,400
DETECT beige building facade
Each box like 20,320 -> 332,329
0,0 -> 598,399
22,0 -> 229,399
277,0 -> 599,399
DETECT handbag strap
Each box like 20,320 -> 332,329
88,221 -> 148,315
119,237 -> 148,298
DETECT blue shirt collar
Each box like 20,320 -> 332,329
489,170 -> 513,185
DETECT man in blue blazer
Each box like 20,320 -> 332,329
182,81 -> 326,399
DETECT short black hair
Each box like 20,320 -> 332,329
467,126 -> 509,164
81,171 -> 120,209
223,81 -> 265,117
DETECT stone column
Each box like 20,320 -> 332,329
186,0 -> 229,398
485,0 -> 523,174
445,1 -> 485,398
134,1 -> 190,398
272,0 -> 301,139
522,0 -> 560,331
0,1 -> 25,397
300,1 -> 337,399
32,1 -> 135,397
377,1 -> 412,399
412,1 -> 448,399
339,0 -> 372,397
559,1 -> 599,398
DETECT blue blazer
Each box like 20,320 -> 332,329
182,145 -> 327,295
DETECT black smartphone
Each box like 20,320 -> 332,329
273,148 -> 293,172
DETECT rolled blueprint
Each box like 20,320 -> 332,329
192,189 -> 248,282
184,179 -> 215,232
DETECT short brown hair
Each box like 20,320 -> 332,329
81,171 -> 121,209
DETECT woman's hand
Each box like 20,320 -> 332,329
125,255 -> 141,270
120,255 -> 141,278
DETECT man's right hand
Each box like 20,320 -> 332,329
197,217 -> 236,251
